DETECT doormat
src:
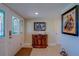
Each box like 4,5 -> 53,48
15,48 -> 32,56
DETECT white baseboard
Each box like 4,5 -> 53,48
48,43 -> 60,47
22,43 -> 32,48
22,42 -> 60,48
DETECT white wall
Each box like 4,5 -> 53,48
0,4 -> 24,56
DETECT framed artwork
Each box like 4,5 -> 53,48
62,5 -> 79,36
0,9 -> 5,38
34,22 -> 46,31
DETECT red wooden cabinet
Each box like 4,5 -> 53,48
32,34 -> 48,48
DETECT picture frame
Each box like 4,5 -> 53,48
61,5 -> 79,36
34,22 -> 46,31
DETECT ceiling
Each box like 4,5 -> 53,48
5,3 -> 70,19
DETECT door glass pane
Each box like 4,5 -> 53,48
12,16 -> 20,34
0,10 -> 5,38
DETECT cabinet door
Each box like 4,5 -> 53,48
32,34 -> 47,48
38,39 -> 41,45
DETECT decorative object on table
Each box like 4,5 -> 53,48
34,22 -> 46,31
61,5 -> 79,36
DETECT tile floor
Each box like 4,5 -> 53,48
30,44 -> 61,56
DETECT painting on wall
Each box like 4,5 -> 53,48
62,5 -> 78,36
34,22 -> 46,31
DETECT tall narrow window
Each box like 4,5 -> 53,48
12,16 -> 20,34
0,10 -> 5,38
